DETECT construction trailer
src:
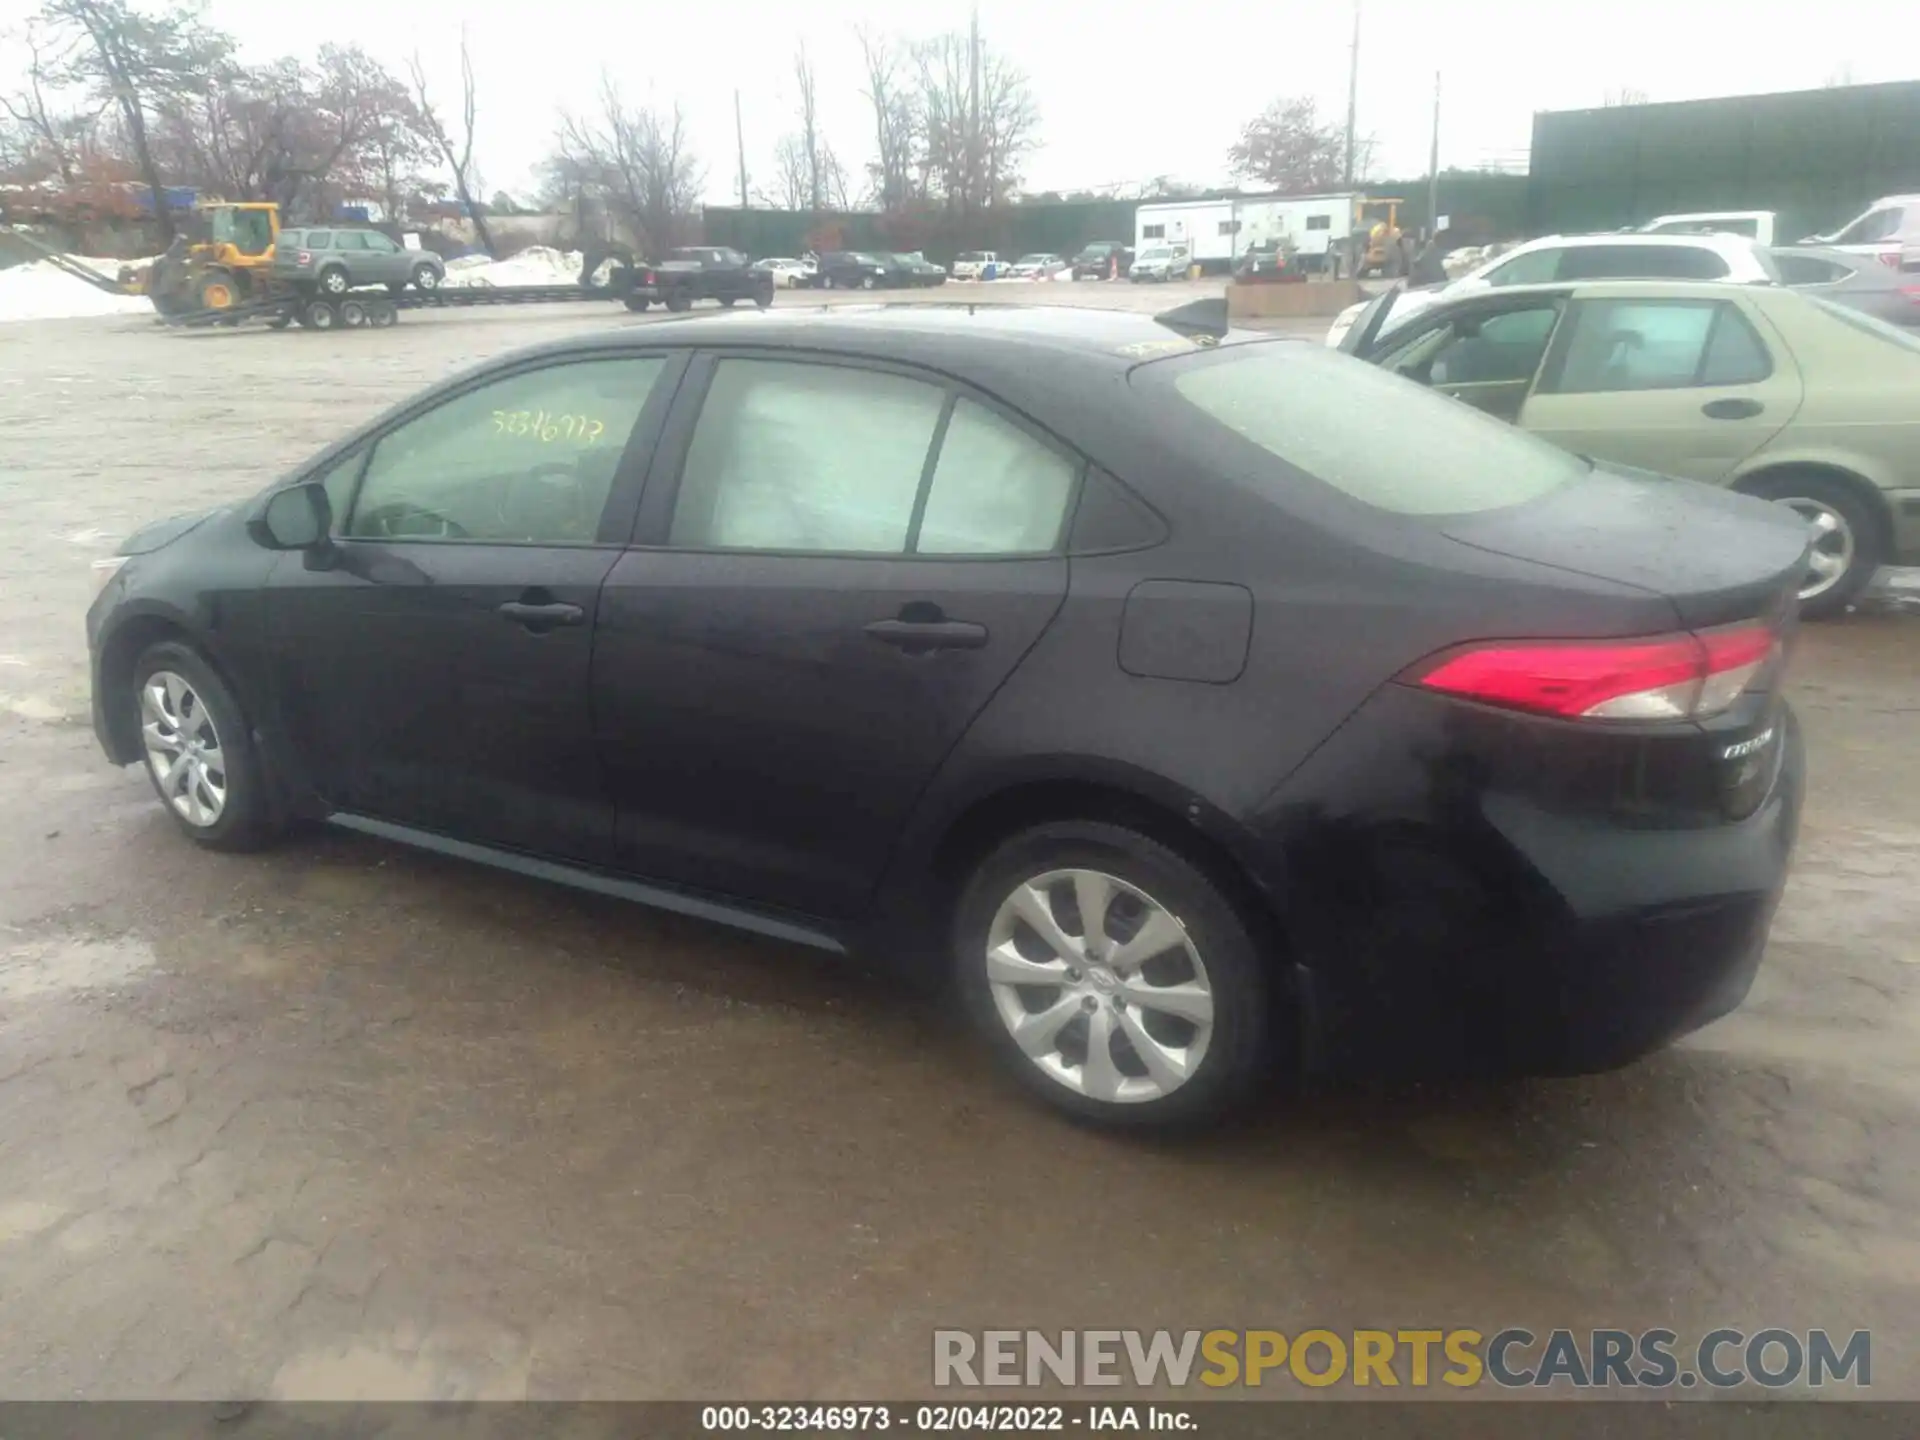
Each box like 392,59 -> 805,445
1132,192 -> 1380,273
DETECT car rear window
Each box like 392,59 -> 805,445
1810,295 -> 1920,355
1147,343 -> 1586,516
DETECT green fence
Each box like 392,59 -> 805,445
1527,81 -> 1920,240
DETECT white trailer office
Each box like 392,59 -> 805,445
1134,192 -> 1371,272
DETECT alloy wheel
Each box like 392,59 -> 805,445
983,868 -> 1213,1104
1778,496 -> 1855,604
140,670 -> 227,827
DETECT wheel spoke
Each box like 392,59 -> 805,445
1009,883 -> 1078,962
1080,1006 -> 1123,1101
1110,907 -> 1187,972
986,940 -> 1071,988
1121,978 -> 1214,1025
141,720 -> 176,753
1117,1007 -> 1192,1091
1807,548 -> 1845,580
157,749 -> 192,794
1807,509 -> 1840,537
196,740 -> 224,776
140,683 -> 170,726
1008,992 -> 1082,1059
164,673 -> 189,718
1072,871 -> 1114,946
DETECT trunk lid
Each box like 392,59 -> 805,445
1441,461 -> 1810,630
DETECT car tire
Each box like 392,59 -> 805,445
338,299 -> 368,328
822,275 -> 836,289
665,293 -> 693,313
318,266 -> 349,296
624,296 -> 651,312
130,642 -> 278,852
953,820 -> 1272,1131
755,289 -> 773,310
304,300 -> 338,330
1743,471 -> 1884,620
719,296 -> 738,308
411,264 -> 440,292
862,275 -> 877,290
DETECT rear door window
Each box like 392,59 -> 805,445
306,231 -> 333,248
1834,208 -> 1903,245
1558,244 -> 1730,280
1548,299 -> 1769,393
1773,253 -> 1852,286
1482,247 -> 1562,286
334,232 -> 370,250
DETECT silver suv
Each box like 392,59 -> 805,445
275,228 -> 446,296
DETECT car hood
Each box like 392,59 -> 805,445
119,505 -> 228,555
1440,461 -> 1810,629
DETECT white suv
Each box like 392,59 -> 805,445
1325,232 -> 1778,347
1801,195 -> 1920,269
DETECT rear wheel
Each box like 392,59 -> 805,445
131,642 -> 277,851
317,266 -> 349,296
954,821 -> 1272,1130
861,275 -> 877,290
338,299 -> 368,328
719,296 -> 738,308
304,300 -> 338,330
623,295 -> 651,312
1744,471 -> 1883,619
411,263 -> 440,292
367,302 -> 398,329
754,288 -> 773,310
665,292 -> 693,313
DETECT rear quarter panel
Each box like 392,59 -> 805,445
1736,295 -> 1920,494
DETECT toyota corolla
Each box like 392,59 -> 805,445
87,305 -> 1809,1130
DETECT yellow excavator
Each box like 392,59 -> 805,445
1354,196 -> 1408,278
123,200 -> 281,316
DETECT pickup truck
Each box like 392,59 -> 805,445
623,247 -> 774,312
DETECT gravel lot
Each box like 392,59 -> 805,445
1,283 -> 1917,1402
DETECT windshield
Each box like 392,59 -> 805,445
1017,255 -> 1051,265
1145,343 -> 1586,516
1139,248 -> 1174,262
852,252 -> 882,265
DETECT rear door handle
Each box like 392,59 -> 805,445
498,600 -> 584,629
863,618 -> 990,651
1702,397 -> 1765,420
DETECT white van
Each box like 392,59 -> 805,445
1639,211 -> 1778,246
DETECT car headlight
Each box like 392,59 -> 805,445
90,554 -> 129,596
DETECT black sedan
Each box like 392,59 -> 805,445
812,251 -> 894,290
86,306 -> 1809,1130
1770,245 -> 1920,327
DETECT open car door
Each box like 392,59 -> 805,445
1338,284 -> 1406,359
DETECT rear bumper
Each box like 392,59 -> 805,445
1262,690 -> 1805,1079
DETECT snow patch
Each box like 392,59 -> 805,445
0,259 -> 152,324
441,246 -> 586,289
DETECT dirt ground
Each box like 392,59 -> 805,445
0,285 -> 1917,1402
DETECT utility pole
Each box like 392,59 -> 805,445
734,89 -> 749,209
1427,71 -> 1441,239
969,5 -> 982,212
1343,0 -> 1360,188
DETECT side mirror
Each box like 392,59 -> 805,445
251,481 -> 332,551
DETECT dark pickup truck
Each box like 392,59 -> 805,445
623,247 -> 774,312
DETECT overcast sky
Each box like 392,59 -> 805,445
8,0 -> 1917,202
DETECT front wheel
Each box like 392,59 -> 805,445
131,642 -> 278,851
954,821 -> 1272,1131
1746,472 -> 1883,619
318,267 -> 349,296
754,288 -> 773,310
624,296 -> 651,312
411,264 -> 440,292
861,275 -> 877,290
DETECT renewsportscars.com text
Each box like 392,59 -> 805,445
933,1328 -> 1871,1390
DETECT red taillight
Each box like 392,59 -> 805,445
1876,251 -> 1901,269
1411,623 -> 1779,721
1900,285 -> 1920,304
296,250 -> 312,265
643,269 -> 656,286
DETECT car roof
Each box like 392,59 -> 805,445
1512,231 -> 1761,257
1417,278 -> 1785,306
480,303 -> 1269,379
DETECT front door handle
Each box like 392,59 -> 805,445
1702,397 -> 1764,420
499,600 -> 584,630
863,618 -> 990,651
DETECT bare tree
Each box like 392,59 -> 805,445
857,27 -> 920,210
912,29 -> 1037,211
38,0 -> 233,238
551,72 -> 703,252
408,31 -> 494,255
1227,95 -> 1373,192
1,22 -> 106,186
